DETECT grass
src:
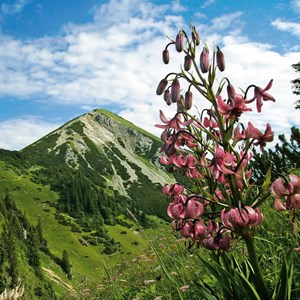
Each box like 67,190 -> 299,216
0,161 -> 172,297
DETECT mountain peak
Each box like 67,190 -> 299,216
22,109 -> 172,216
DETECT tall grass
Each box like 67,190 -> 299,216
69,202 -> 300,300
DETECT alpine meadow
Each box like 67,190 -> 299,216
1,1 -> 300,300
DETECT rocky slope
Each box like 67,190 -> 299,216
22,109 -> 173,216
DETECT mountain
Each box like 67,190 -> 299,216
0,109 -> 174,299
21,108 -> 172,218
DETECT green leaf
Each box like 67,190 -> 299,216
272,247 -> 294,300
261,166 -> 272,191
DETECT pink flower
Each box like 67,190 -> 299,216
175,131 -> 198,149
271,174 -> 300,210
203,146 -> 236,182
247,122 -> 274,152
221,206 -> 264,229
245,79 -> 276,112
203,234 -> 231,251
217,95 -> 251,121
162,183 -> 185,196
185,198 -> 205,219
156,110 -> 193,132
167,195 -> 187,219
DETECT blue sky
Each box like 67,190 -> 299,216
0,0 -> 300,150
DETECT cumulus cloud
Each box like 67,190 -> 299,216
0,0 -> 299,150
271,18 -> 300,37
0,118 -> 60,150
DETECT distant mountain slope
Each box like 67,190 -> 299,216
21,109 -> 172,217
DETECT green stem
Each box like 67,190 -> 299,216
244,235 -> 270,300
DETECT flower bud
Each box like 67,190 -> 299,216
163,89 -> 172,106
184,90 -> 193,110
227,83 -> 236,99
216,46 -> 225,72
175,31 -> 185,52
200,47 -> 210,73
171,78 -> 180,102
191,26 -> 200,46
156,78 -> 168,95
184,55 -> 192,71
162,49 -> 170,64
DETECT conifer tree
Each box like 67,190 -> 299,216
291,62 -> 300,109
5,223 -> 19,287
61,250 -> 72,279
27,225 -> 42,277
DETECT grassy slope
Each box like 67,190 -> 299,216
0,161 -> 167,296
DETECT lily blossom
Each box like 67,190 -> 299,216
221,206 -> 264,229
162,183 -> 185,196
203,146 -> 236,182
167,195 -> 187,219
247,122 -> 274,152
203,234 -> 231,251
156,110 -> 192,131
217,95 -> 251,121
271,174 -> 300,210
245,79 -> 276,112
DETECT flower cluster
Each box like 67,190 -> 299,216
155,25 -> 297,252
271,174 -> 300,210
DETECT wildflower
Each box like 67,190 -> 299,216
180,285 -> 190,292
203,234 -> 231,251
202,146 -> 236,182
221,206 -> 264,230
271,174 -> 300,210
167,195 -> 187,219
156,110 -> 192,132
245,79 -> 276,112
175,132 -> 198,150
217,95 -> 251,121
247,122 -> 274,152
185,198 -> 205,219
162,183 -> 185,196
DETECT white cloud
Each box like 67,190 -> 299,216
0,118 -> 60,150
291,0 -> 300,13
0,0 -> 299,150
271,18 -> 300,36
0,0 -> 29,16
201,0 -> 216,9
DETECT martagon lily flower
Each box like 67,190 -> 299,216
271,174 -> 300,210
217,95 -> 252,121
245,79 -> 276,113
247,122 -> 274,152
202,146 -> 236,182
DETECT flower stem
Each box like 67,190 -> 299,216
244,235 -> 270,300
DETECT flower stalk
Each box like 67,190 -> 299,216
244,234 -> 270,300
155,24 -> 300,299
